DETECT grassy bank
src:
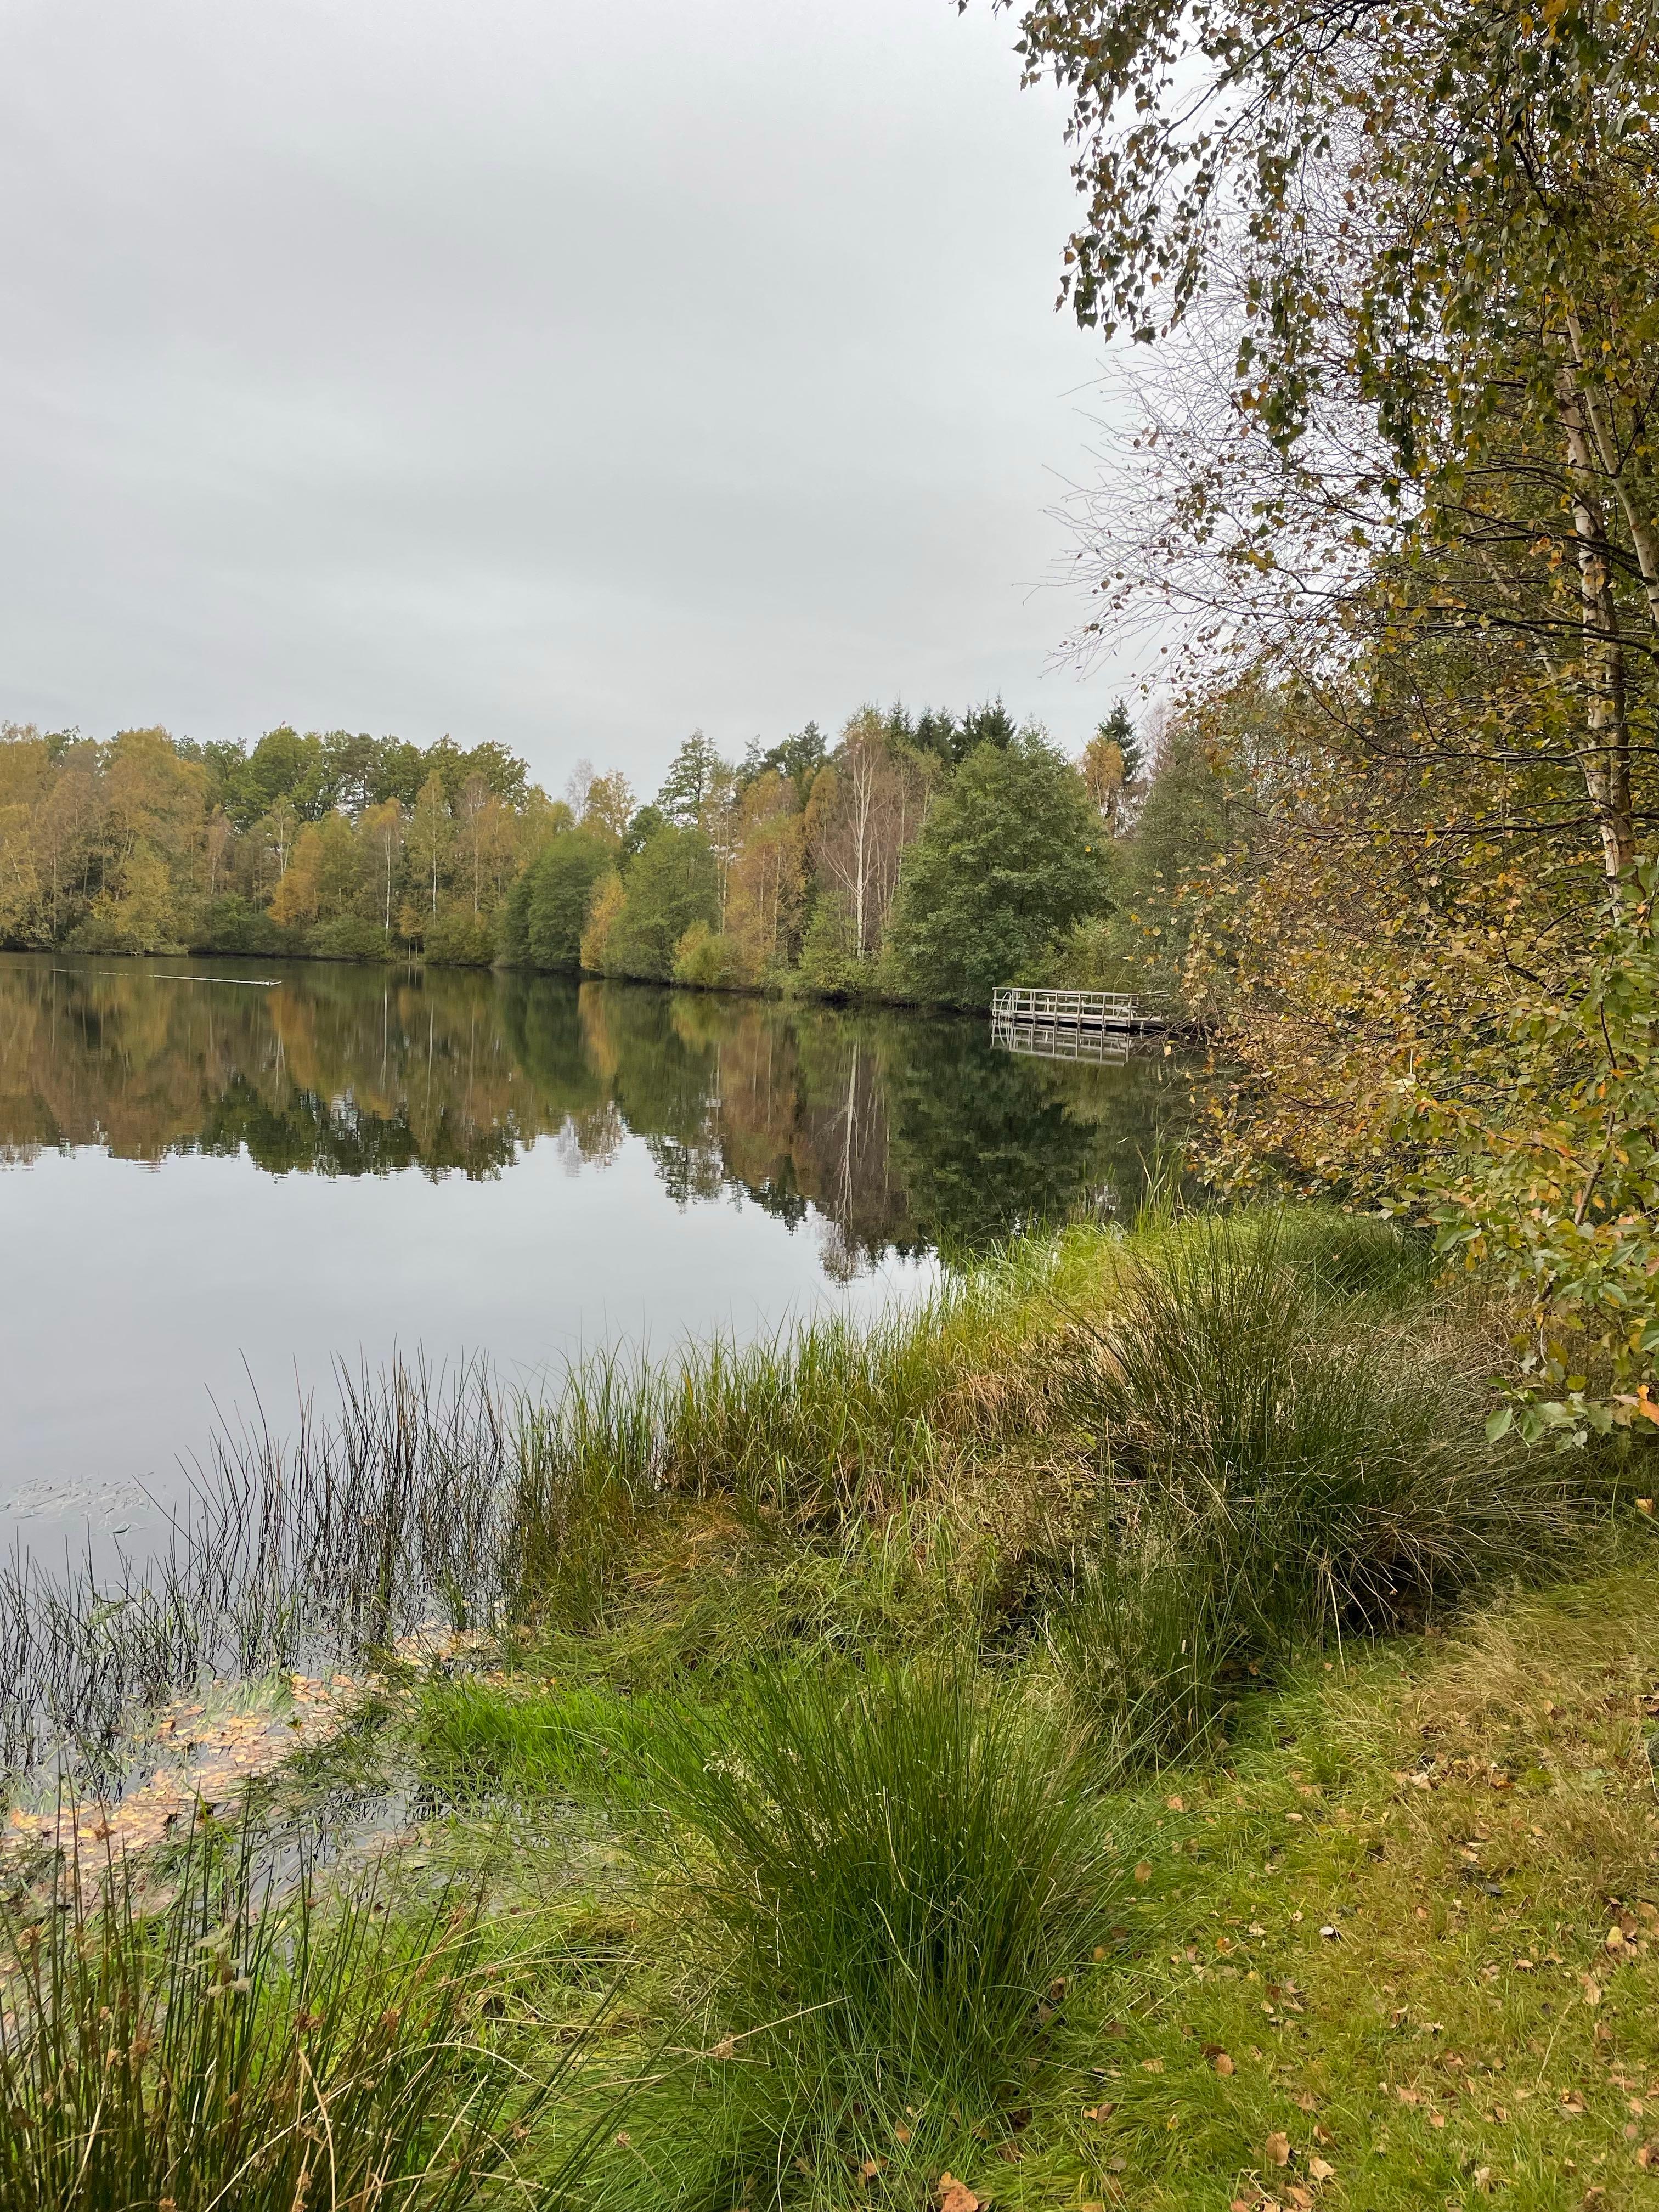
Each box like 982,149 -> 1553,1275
3,1208 -> 1654,2208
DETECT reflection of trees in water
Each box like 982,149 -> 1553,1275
878,1015 -> 1175,1256
0,956 -> 545,1181
0,953 -> 1186,1265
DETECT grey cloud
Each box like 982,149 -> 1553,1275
1,0 -> 1131,790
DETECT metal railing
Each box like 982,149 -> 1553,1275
990,1016 -> 1130,1066
990,987 -> 1144,1028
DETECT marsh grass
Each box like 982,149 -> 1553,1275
0,1356 -> 511,1787
4,1229 -> 1102,1798
637,1663 -> 1114,2131
1,1207 -> 1642,2212
0,1814 -> 610,2212
2,1211 -> 1595,1804
1048,1210 -> 1596,1766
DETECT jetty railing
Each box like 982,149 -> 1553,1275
990,1015 -> 1130,1066
990,988 -> 1146,1029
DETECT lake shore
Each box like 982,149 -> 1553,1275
5,1207 -> 1652,2210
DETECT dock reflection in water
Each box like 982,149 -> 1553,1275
990,1014 -> 1132,1067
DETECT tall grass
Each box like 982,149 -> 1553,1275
640,1664 -> 1112,2125
1049,1210 -> 1593,1765
0,1817 -> 608,2211
1,1357 -> 510,1787
4,1279 -> 1022,1785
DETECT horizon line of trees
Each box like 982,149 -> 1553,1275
0,697 -> 1155,1008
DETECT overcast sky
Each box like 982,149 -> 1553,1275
0,0 -> 1128,795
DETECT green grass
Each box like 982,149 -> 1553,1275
950,1551 -> 1659,2211
1047,1210 -> 1596,1768
415,1676 -> 678,1813
644,1663 -> 1115,2101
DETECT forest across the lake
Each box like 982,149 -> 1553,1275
0,702 -> 1165,1014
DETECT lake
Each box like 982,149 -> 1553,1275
0,951 -> 1184,1559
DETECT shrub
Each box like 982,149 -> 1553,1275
422,910 -> 495,966
189,894 -> 283,955
640,1663 -> 1113,2124
307,913 -> 393,961
795,893 -> 868,998
672,921 -> 746,989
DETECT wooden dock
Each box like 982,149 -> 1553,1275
990,988 -> 1159,1032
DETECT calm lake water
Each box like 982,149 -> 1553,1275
0,951 -> 1184,1558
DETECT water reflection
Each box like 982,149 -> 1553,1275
0,953 -> 1183,1267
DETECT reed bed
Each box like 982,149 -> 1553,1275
0,1212 -> 1607,1795
0,1207 -> 1642,2212
0,1357 -> 511,1787
0,1265 -> 1044,1788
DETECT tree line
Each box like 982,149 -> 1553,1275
0,699 -> 1153,1008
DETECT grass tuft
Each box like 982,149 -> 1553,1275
640,1662 -> 1115,2126
1049,1211 -> 1594,1767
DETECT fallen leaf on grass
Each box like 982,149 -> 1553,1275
1307,2157 -> 1335,2182
1265,2132 -> 1290,2166
894,2125 -> 912,2145
937,2174 -> 979,2212
1133,1861 -> 1152,1884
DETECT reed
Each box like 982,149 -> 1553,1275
0,1814 -> 607,2212
1,1356 -> 510,1788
